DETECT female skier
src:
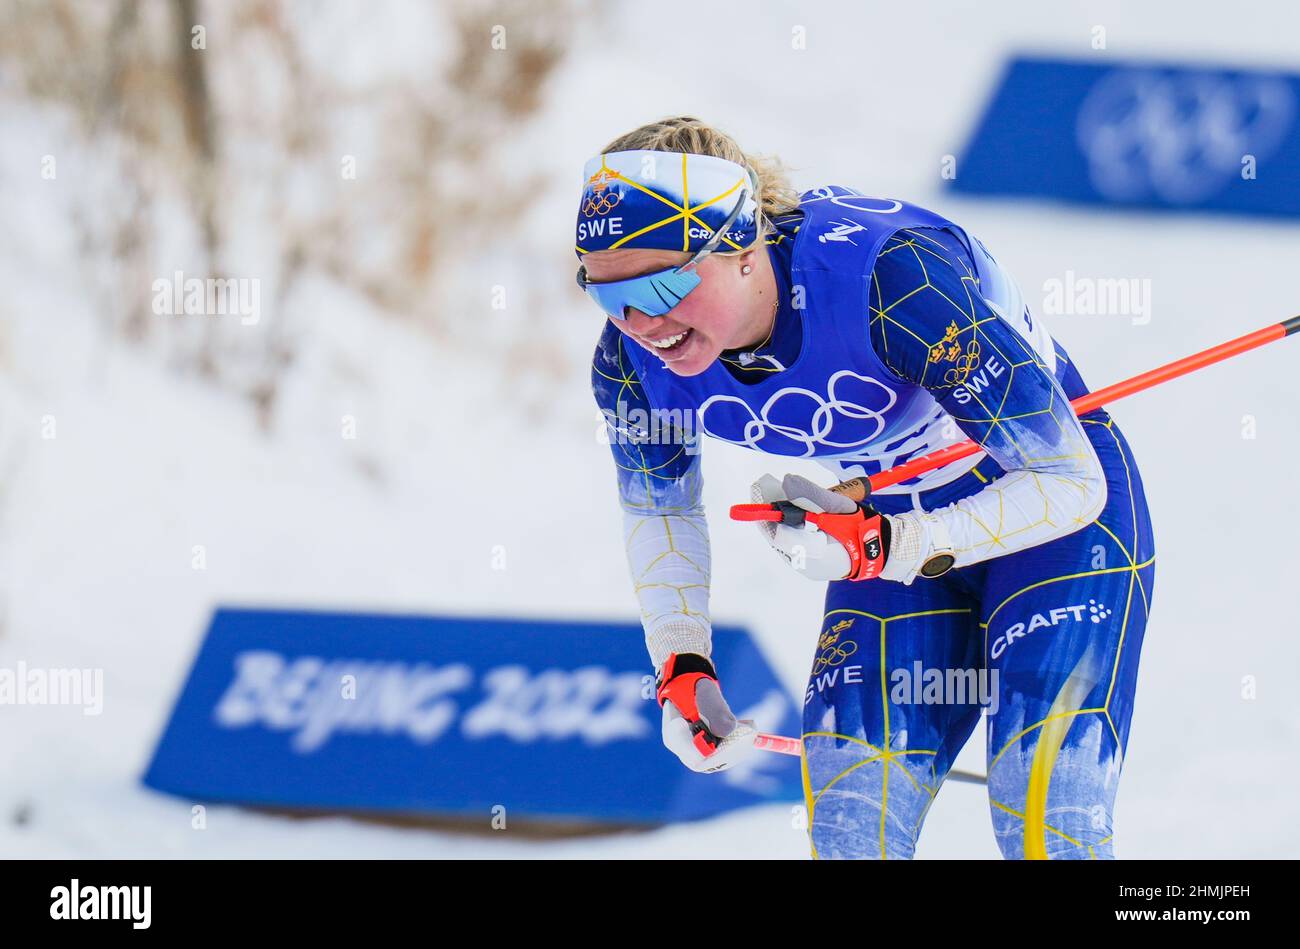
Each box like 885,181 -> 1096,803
580,117 -> 1155,859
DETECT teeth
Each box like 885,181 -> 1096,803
650,331 -> 688,349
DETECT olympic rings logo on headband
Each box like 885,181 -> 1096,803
582,189 -> 622,217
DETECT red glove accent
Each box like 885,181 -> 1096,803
656,653 -> 722,756
808,507 -> 889,581
730,500 -> 891,581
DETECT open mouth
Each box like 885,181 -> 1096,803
646,328 -> 692,353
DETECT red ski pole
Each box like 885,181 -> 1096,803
733,315 -> 1300,514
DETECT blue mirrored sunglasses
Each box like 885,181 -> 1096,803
576,189 -> 750,321
576,264 -> 702,320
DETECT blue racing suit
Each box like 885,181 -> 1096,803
592,187 -> 1156,859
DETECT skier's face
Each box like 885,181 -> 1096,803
582,248 -> 758,377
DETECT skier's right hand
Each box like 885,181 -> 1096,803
656,652 -> 757,773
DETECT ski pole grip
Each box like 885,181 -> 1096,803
828,477 -> 872,504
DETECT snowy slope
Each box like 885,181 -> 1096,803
1,0 -> 1298,858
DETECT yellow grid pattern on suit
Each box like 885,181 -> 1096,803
801,415 -> 1153,859
870,229 -> 1100,556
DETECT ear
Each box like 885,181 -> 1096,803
732,247 -> 762,273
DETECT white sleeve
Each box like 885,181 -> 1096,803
623,510 -> 713,667
592,324 -> 713,667
936,409 -> 1108,569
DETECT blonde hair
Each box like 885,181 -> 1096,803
602,116 -> 801,249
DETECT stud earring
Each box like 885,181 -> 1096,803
741,265 -> 753,275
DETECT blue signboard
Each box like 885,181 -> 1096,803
143,609 -> 803,824
952,56 -> 1300,217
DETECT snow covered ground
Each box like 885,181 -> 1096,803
1,0 -> 1298,858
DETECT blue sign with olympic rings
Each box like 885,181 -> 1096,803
952,56 -> 1300,217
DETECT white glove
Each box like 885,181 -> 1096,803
750,473 -> 954,585
656,653 -> 757,773
750,473 -> 858,581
